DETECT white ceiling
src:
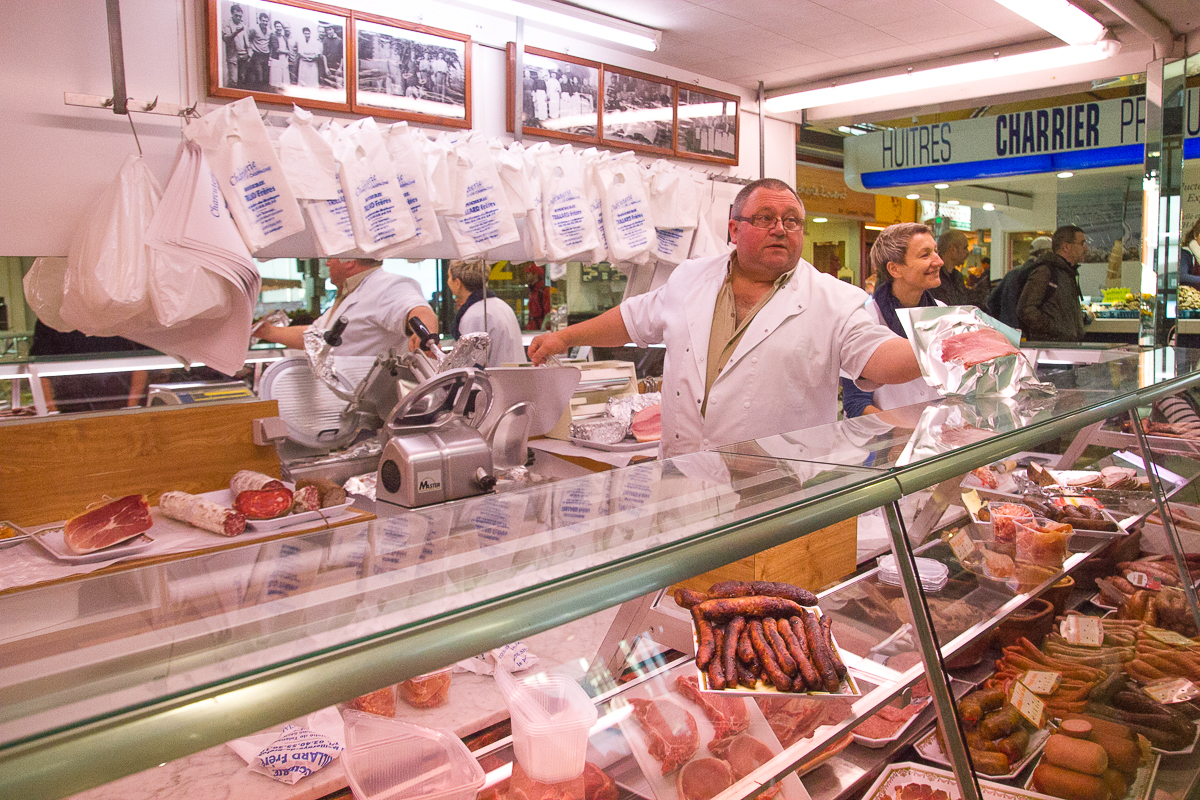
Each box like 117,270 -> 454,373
562,0 -> 1198,95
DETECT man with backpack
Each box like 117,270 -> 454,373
988,236 -> 1051,327
1016,226 -> 1091,342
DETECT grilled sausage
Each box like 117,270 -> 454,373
763,614 -> 798,676
724,617 -> 744,685
694,609 -> 716,668
674,587 -> 710,609
750,581 -> 818,607
709,580 -> 754,597
780,617 -> 820,691
819,614 -> 847,679
695,596 -> 805,622
737,626 -> 756,664
802,609 -> 840,692
708,628 -> 727,689
749,619 -> 792,691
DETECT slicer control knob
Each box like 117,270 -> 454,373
475,467 -> 497,492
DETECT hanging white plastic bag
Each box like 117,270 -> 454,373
380,121 -> 443,253
59,155 -> 158,335
444,138 -> 520,258
183,96 -> 305,252
647,160 -> 700,229
537,146 -> 599,261
277,106 -> 339,200
688,177 -> 730,259
492,141 -> 532,218
22,257 -> 71,332
595,152 -> 654,264
419,132 -> 456,214
299,122 -> 357,257
652,227 -> 695,264
332,117 -> 417,253
520,142 -> 551,262
578,148 -> 608,264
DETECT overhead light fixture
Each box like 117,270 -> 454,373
946,200 -> 961,205
990,0 -> 1107,46
764,40 -> 1119,112
457,0 -> 661,51
1057,171 -> 1074,178
812,217 -> 828,223
906,193 -> 921,200
934,183 -> 950,190
982,202 -> 996,211
837,125 -> 868,136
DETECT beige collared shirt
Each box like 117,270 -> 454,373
702,254 -> 794,416
326,267 -> 378,320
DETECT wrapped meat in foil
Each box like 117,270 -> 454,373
606,392 -> 662,426
569,416 -> 628,444
897,394 -> 1058,466
897,306 -> 1053,398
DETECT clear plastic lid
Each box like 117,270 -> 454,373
505,673 -> 597,734
342,711 -> 484,800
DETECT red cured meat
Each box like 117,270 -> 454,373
234,488 -> 293,519
629,697 -> 699,775
676,757 -> 733,800
582,762 -> 617,800
708,734 -> 781,799
674,675 -> 750,739
631,404 -> 662,443
939,327 -> 1018,367
63,495 -> 153,554
291,485 -> 321,513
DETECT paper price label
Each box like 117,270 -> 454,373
1060,616 -> 1104,647
1102,287 -> 1135,303
1127,571 -> 1162,590
1144,678 -> 1200,704
1146,627 -> 1197,647
947,528 -> 976,563
1011,681 -> 1046,728
1021,670 -> 1062,695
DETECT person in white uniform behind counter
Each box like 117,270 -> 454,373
254,258 -> 438,356
447,260 -> 529,367
528,178 -> 923,458
840,222 -> 945,417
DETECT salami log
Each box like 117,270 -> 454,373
230,470 -> 286,496
291,485 -> 321,513
295,477 -> 347,508
159,491 -> 246,537
234,488 -> 293,520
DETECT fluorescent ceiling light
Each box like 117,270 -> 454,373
837,125 -> 867,135
457,0 -> 660,51
983,202 -> 996,210
946,200 -> 961,205
1057,171 -> 1074,178
934,183 -> 950,189
991,0 -> 1107,46
906,193 -> 921,200
812,217 -> 828,223
764,40 -> 1119,112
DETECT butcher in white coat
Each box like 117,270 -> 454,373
528,178 -> 923,458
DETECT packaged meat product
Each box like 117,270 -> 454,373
230,469 -> 286,496
398,668 -> 452,708
985,501 -> 1035,545
939,326 -> 1019,367
569,416 -> 628,444
234,488 -> 294,520
158,491 -> 246,536
62,495 -> 153,554
347,685 -> 395,717
1015,517 -> 1073,569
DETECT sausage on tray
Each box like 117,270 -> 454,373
230,470 -> 286,496
674,587 -> 709,610
695,596 -> 805,622
819,614 -> 847,679
763,615 -> 799,677
694,609 -> 717,668
709,580 -> 754,598
802,609 -> 841,692
724,617 -> 744,685
708,628 -> 727,689
737,626 -> 756,664
779,617 -> 820,691
295,477 -> 347,508
159,491 -> 246,537
751,581 -> 818,607
748,619 -> 792,691
234,488 -> 294,520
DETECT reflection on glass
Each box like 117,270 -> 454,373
676,87 -> 736,160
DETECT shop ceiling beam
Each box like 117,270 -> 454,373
1093,0 -> 1176,57
104,0 -> 127,115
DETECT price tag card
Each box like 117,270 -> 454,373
1103,287 -> 1134,303
947,528 -> 976,563
1146,627 -> 1197,647
962,489 -> 983,519
1144,678 -> 1200,704
1060,616 -> 1104,647
1126,571 -> 1163,591
1022,670 -> 1062,695
1011,680 -> 1046,728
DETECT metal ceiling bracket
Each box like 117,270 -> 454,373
105,0 -> 128,115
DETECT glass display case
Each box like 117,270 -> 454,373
3,347 -> 1200,800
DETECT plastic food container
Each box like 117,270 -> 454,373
986,501 -> 1034,545
1015,516 -> 1073,569
399,667 -> 453,709
348,685 -> 396,717
341,710 -> 484,800
504,673 -> 597,783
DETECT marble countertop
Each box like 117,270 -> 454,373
66,605 -> 621,800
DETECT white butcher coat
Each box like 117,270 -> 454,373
458,296 -> 529,366
620,253 -> 900,459
313,268 -> 428,357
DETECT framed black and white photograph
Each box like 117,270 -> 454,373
351,13 -> 470,128
601,66 -> 675,154
676,85 -> 739,164
207,0 -> 350,111
507,44 -> 600,143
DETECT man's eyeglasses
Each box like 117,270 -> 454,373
733,214 -> 804,231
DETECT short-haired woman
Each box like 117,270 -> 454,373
447,260 -> 529,367
841,223 -> 943,417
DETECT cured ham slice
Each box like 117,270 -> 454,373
631,404 -> 662,443
938,327 -> 1018,367
629,697 -> 699,775
674,675 -> 749,739
62,494 -> 152,554
676,757 -> 733,800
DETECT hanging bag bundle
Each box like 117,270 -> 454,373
444,138 -> 521,258
381,121 -> 443,253
332,117 -> 417,253
595,152 -> 654,263
537,146 -> 600,261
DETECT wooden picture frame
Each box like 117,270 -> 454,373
207,0 -> 351,112
675,84 -> 739,165
601,65 -> 675,155
350,12 -> 471,128
507,43 -> 601,144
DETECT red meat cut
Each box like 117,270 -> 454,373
629,697 -> 699,775
62,494 -> 153,554
674,675 -> 750,739
631,404 -> 662,442
582,762 -> 617,800
938,327 -> 1018,367
506,760 -> 584,800
676,757 -> 733,800
708,734 -> 781,799
853,701 -> 926,740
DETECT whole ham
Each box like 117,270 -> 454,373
938,327 -> 1018,367
676,757 -> 733,800
674,675 -> 749,739
62,495 -> 153,554
631,404 -> 662,443
629,697 -> 699,775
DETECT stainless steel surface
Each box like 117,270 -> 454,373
257,354 -> 378,451
479,366 -> 582,438
376,420 -> 495,507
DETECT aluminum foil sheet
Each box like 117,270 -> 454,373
440,332 -> 491,372
897,306 -> 1052,398
897,394 -> 1057,466
606,392 -> 662,427
569,416 -> 629,444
